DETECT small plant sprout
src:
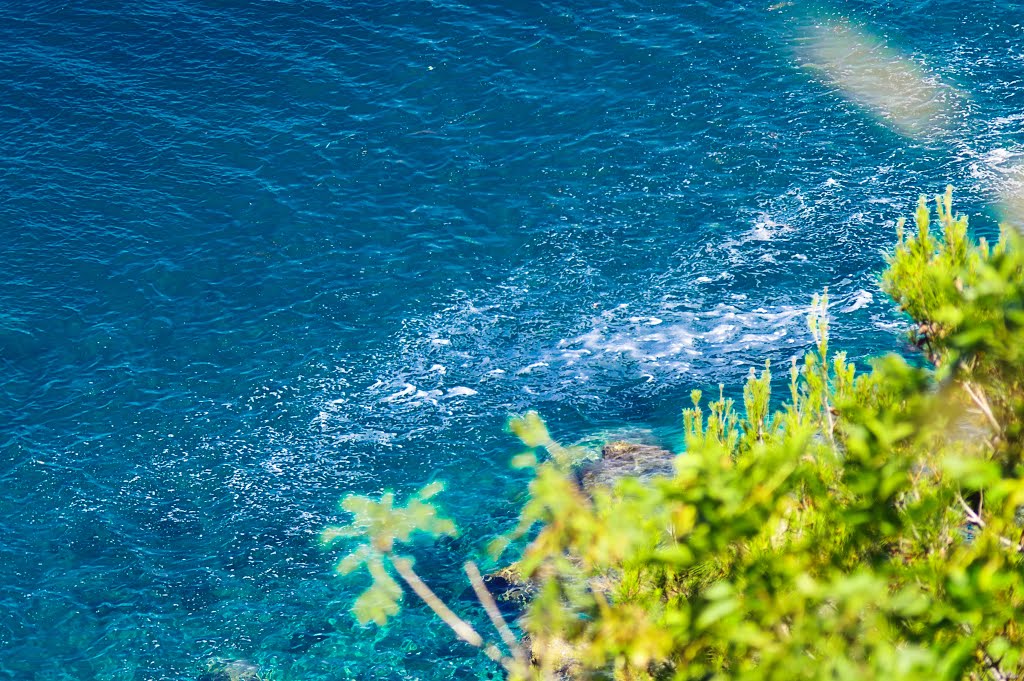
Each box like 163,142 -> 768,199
507,410 -> 588,470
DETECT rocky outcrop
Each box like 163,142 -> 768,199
482,440 -> 678,678
577,440 -> 677,493
482,562 -> 536,605
485,440 -> 676,604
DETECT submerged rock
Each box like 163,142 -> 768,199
523,633 -> 581,681
482,561 -> 536,605
577,440 -> 677,492
486,440 -> 675,599
484,440 -> 678,677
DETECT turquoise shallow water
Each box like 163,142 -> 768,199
1,1 -> 1022,678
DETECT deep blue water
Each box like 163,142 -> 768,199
2,1 -> 1022,679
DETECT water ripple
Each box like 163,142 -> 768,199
1,0 -> 1022,678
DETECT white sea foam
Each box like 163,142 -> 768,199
381,383 -> 417,402
842,289 -> 874,313
993,113 -> 1024,127
444,386 -> 478,398
515,361 -> 549,375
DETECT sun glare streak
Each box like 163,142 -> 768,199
795,16 -> 1024,232
996,167 -> 1024,232
797,20 -> 968,141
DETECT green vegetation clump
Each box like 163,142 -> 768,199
323,189 -> 1024,680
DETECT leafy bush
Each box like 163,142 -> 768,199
324,189 -> 1024,680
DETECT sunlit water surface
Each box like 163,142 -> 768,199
2,1 -> 1023,678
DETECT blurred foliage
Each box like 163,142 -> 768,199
321,482 -> 455,626
326,190 -> 1024,680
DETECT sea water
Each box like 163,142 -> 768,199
1,1 -> 1022,679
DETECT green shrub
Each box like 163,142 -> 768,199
324,190 -> 1024,680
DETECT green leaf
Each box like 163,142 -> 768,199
320,525 -> 358,546
696,595 -> 738,630
507,411 -> 552,448
942,455 -> 1001,489
337,545 -> 372,575
510,452 -> 538,469
417,481 -> 446,500
352,581 -> 402,626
